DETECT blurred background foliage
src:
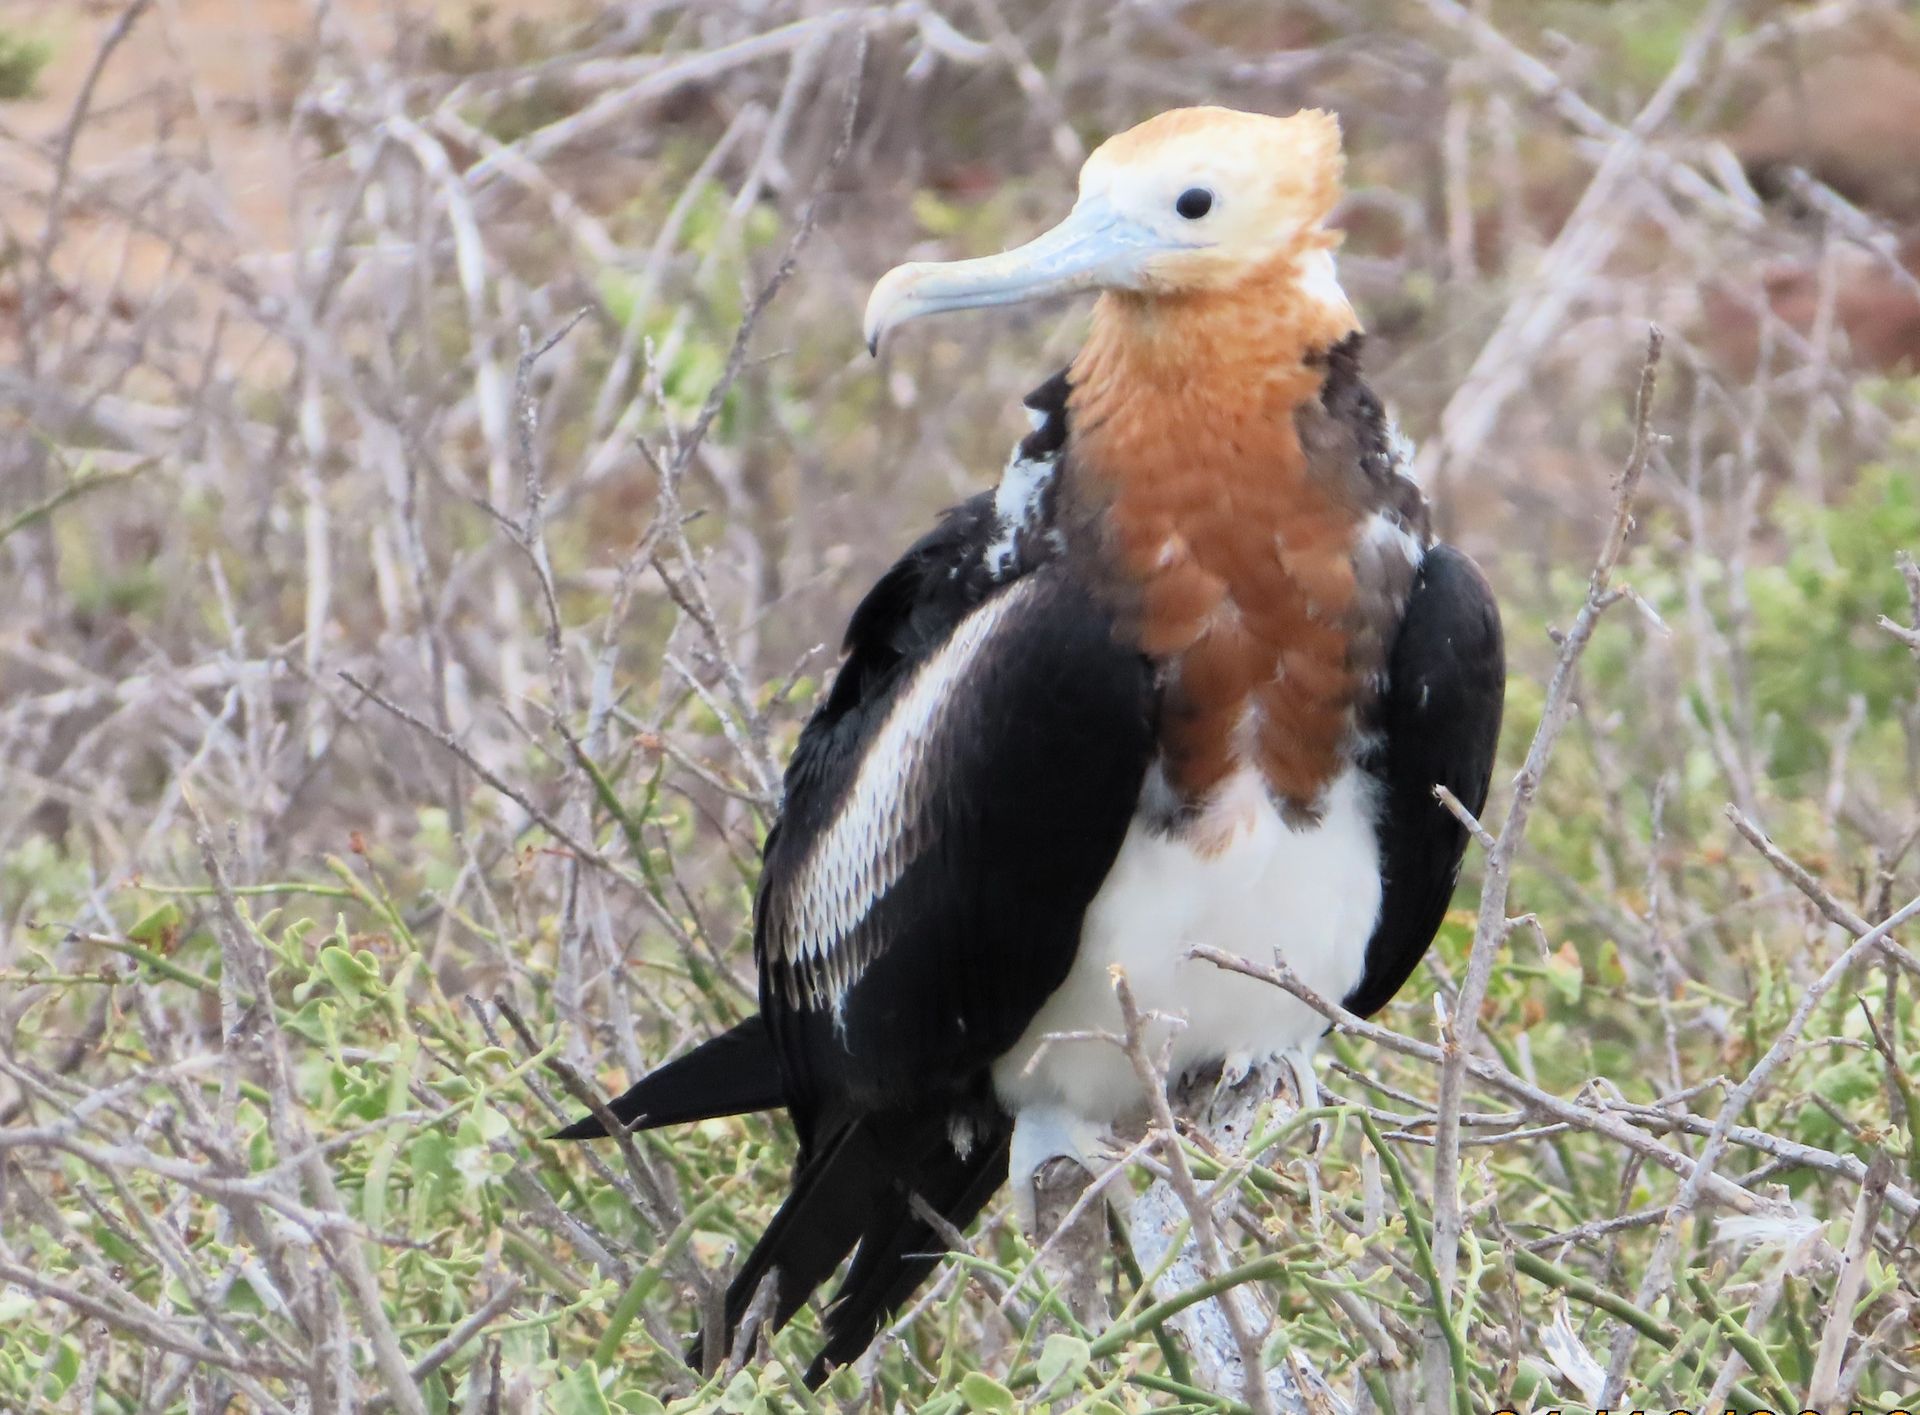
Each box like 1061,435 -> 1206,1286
0,0 -> 1917,1411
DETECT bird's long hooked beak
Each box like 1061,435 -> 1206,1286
863,197 -> 1159,354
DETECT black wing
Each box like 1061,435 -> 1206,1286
716,481 -> 1152,1378
1345,542 -> 1505,1018
759,491 -> 1155,1123
552,376 -> 1147,1379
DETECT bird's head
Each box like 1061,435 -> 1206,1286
864,106 -> 1347,353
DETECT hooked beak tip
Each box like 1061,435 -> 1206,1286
863,263 -> 921,358
861,201 -> 1140,355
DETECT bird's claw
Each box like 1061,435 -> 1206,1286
1280,1045 -> 1330,1154
1219,1049 -> 1255,1089
1008,1106 -> 1110,1233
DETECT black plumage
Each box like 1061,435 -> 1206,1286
1347,546 -> 1507,1017
744,512 -> 1154,1375
555,357 -> 1504,1384
550,1017 -> 780,1140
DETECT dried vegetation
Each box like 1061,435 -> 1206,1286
1,1 -> 1918,1412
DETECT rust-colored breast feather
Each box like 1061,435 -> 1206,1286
1070,330 -> 1366,819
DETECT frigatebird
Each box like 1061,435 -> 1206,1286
558,105 -> 1505,1384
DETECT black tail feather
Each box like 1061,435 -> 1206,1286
557,1020 -> 1012,1380
550,1016 -> 782,1140
716,1121 -> 888,1345
693,1108 -> 1010,1386
806,1125 -> 1010,1386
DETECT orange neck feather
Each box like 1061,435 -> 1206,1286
1065,247 -> 1367,821
1069,243 -> 1357,430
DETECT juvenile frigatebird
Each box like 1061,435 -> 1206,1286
558,105 -> 1505,1383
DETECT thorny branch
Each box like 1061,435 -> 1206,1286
1433,328 -> 1665,1400
1113,971 -> 1279,1415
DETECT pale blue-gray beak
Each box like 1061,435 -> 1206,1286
863,197 -> 1165,354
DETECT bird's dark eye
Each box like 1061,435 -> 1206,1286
1175,187 -> 1214,220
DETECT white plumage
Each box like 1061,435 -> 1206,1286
993,765 -> 1384,1129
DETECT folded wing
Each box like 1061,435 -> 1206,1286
1347,542 -> 1506,1018
730,494 -> 1155,1375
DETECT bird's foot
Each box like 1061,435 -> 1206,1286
1279,1045 -> 1321,1114
1008,1105 -> 1111,1234
1206,1046 -> 1326,1151
1219,1048 -> 1255,1090
1278,1044 -> 1331,1155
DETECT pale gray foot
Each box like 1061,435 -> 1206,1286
1007,1104 -> 1110,1233
1280,1044 -> 1321,1114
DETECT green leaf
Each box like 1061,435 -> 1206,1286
1544,942 -> 1583,1006
958,1372 -> 1016,1414
0,30 -> 53,103
363,1135 -> 399,1231
317,944 -> 376,997
1813,1055 -> 1879,1108
127,900 -> 182,946
717,1369 -> 766,1414
613,1394 -> 666,1415
552,1363 -> 615,1415
45,1335 -> 79,1394
409,1132 -> 455,1224
1035,1332 -> 1090,1395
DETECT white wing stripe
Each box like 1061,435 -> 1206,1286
777,577 -> 1041,1010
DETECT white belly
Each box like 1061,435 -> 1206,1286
992,766 -> 1383,1122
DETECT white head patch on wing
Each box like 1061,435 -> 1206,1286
768,577 -> 1041,1016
